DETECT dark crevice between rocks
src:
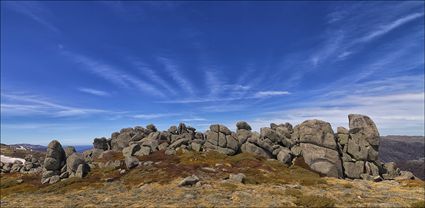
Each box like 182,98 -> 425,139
334,134 -> 346,178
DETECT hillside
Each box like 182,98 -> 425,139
1,115 -> 424,207
1,151 -> 424,207
380,136 -> 425,179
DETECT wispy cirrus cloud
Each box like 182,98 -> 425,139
132,61 -> 177,95
132,113 -> 181,120
158,90 -> 290,104
254,91 -> 290,98
310,3 -> 423,67
1,92 -> 108,117
180,117 -> 207,122
358,12 -> 424,43
78,88 -> 110,97
4,1 -> 59,33
158,57 -> 195,95
204,70 -> 251,97
62,50 -> 166,97
205,70 -> 222,96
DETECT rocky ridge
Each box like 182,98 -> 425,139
0,114 -> 417,184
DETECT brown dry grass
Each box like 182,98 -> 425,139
92,151 -> 124,163
1,150 -> 424,208
294,194 -> 336,207
179,151 -> 327,186
399,179 -> 425,188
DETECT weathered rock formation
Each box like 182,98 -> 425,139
40,140 -> 90,184
204,124 -> 239,155
337,114 -> 382,180
12,114 -> 412,184
293,119 -> 343,178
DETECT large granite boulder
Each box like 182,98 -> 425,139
294,120 -> 343,178
42,140 -> 67,184
93,137 -> 110,150
66,153 -> 86,174
236,121 -> 252,131
345,114 -> 379,161
204,124 -> 239,155
43,140 -> 66,171
348,114 -> 380,146
343,161 -> 365,179
338,114 -> 382,179
236,129 -> 252,145
63,146 -> 76,158
240,132 -> 273,158
300,143 -> 343,178
295,120 -> 338,149
110,128 -> 135,151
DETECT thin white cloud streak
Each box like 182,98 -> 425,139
132,61 -> 177,95
78,88 -> 110,96
358,12 -> 424,42
311,4 -> 423,67
205,70 -> 251,97
200,104 -> 249,113
158,57 -> 195,95
157,90 -> 290,104
132,113 -> 181,119
310,31 -> 345,67
205,70 -> 222,96
63,51 -> 165,97
254,91 -> 290,98
4,1 -> 60,33
180,117 -> 207,122
1,92 -> 108,117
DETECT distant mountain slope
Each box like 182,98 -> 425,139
8,144 -> 47,152
379,136 -> 424,162
379,135 -> 425,179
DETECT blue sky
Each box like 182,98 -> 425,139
1,1 -> 424,145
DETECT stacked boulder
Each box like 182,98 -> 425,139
22,155 -> 43,173
41,140 -> 89,184
238,122 -> 296,164
337,114 -> 383,180
41,140 -> 66,184
82,123 -> 206,170
110,125 -> 159,151
165,123 -> 205,153
204,124 -> 239,155
66,152 -> 90,178
292,120 -> 343,178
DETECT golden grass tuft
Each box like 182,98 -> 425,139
294,194 -> 336,208
400,179 -> 425,188
220,182 -> 239,191
410,200 -> 425,208
342,183 -> 354,188
285,188 -> 302,197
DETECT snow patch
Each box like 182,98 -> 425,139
0,155 -> 26,164
17,146 -> 27,151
